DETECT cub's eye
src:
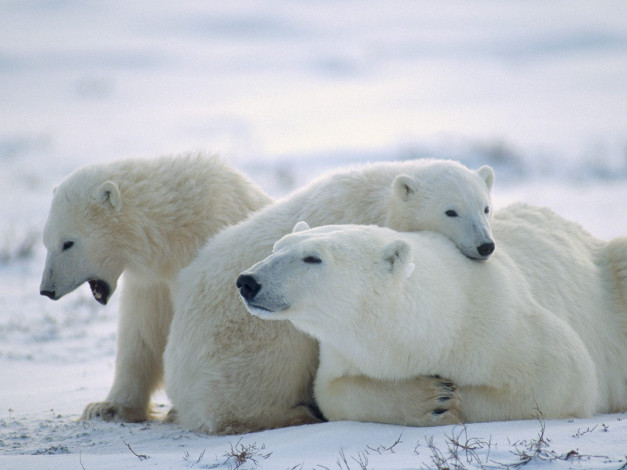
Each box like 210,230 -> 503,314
303,256 -> 322,264
445,210 -> 458,217
62,241 -> 74,251
484,206 -> 490,214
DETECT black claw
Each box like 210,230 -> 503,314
438,395 -> 451,402
431,408 -> 448,416
439,381 -> 457,392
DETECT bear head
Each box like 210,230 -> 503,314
40,167 -> 126,305
386,162 -> 495,261
237,222 -> 414,335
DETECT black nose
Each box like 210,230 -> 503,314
40,289 -> 56,300
236,274 -> 261,301
477,242 -> 495,257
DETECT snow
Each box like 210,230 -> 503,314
1,1 -> 626,468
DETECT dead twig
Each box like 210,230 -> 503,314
123,440 -> 149,461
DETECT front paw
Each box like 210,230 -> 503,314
426,377 -> 461,426
81,401 -> 147,422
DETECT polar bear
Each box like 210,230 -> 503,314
39,153 -> 272,422
238,210 -> 627,425
164,159 -> 493,434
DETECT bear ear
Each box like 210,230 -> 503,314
382,239 -> 413,276
292,221 -> 310,233
94,181 -> 122,211
476,165 -> 495,191
52,184 -> 59,195
392,174 -> 419,202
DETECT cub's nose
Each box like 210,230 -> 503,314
236,274 -> 261,301
40,289 -> 56,300
477,242 -> 495,257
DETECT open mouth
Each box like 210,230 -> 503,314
88,279 -> 111,305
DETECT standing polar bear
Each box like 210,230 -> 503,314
239,208 -> 627,424
164,159 -> 494,434
40,154 -> 272,422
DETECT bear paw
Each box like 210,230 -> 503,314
81,401 -> 147,422
425,377 -> 462,426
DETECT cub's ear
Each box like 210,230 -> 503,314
94,181 -> 122,211
392,174 -> 419,202
382,239 -> 413,276
292,221 -> 310,233
476,165 -> 495,191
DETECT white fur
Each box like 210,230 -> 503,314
164,159 -> 492,434
40,153 -> 271,421
242,206 -> 627,424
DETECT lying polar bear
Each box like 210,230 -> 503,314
163,159 -> 498,434
238,206 -> 627,424
165,159 -> 493,433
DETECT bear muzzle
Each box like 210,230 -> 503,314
236,272 -> 291,317
477,242 -> 495,258
236,274 -> 261,301
40,289 -> 57,300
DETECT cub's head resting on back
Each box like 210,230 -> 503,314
385,161 -> 495,260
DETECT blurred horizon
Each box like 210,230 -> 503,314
2,1 -> 627,180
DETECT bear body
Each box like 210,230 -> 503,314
164,159 -> 494,433
40,154 -> 272,421
239,207 -> 627,424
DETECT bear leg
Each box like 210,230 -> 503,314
315,373 -> 461,427
82,280 -> 172,422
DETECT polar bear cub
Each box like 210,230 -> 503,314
164,159 -> 492,434
239,209 -> 627,424
40,153 -> 272,422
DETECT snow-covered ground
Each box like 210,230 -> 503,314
1,1 -> 626,468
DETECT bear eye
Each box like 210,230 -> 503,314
484,206 -> 490,214
62,241 -> 74,251
302,255 -> 322,264
445,210 -> 458,217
